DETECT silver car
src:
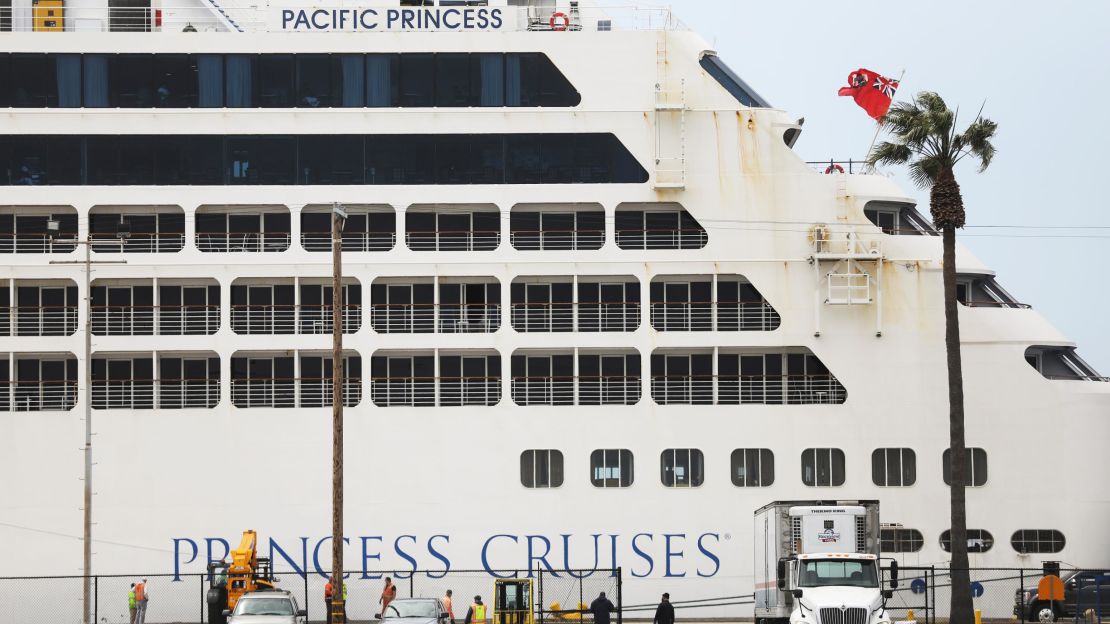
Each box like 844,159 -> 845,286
378,598 -> 451,624
226,590 -> 308,624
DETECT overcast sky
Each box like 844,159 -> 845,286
671,0 -> 1110,373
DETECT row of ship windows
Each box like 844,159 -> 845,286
0,350 -> 847,411
0,275 -> 776,336
519,448 -> 986,490
0,134 -> 649,186
0,207 -> 707,253
882,528 -> 1065,555
0,52 -> 581,109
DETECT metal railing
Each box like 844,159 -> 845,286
0,234 -> 78,254
1043,374 -> 1110,382
301,231 -> 396,253
91,380 -> 221,409
0,5 -> 252,32
13,306 -> 79,336
509,229 -> 606,251
650,375 -> 848,405
960,300 -> 1033,310
196,232 -> 290,253
614,228 -> 708,250
369,303 -> 500,334
157,380 -> 221,409
405,230 -> 500,252
0,381 -> 79,412
510,376 -> 641,406
230,305 -> 360,335
509,302 -> 640,333
89,232 -> 185,254
649,301 -> 781,331
370,377 -> 500,407
91,380 -> 155,409
807,159 -> 868,174
92,305 -> 220,336
230,378 -> 361,408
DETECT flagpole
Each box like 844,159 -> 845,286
862,69 -> 905,173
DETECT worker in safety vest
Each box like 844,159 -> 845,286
325,580 -> 348,623
128,583 -> 137,624
134,579 -> 149,624
464,595 -> 486,624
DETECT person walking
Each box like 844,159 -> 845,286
464,595 -> 486,624
589,592 -> 616,624
652,593 -> 673,624
379,577 -> 397,618
128,583 -> 137,624
443,589 -> 456,624
134,578 -> 150,624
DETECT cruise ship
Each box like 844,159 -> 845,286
1,0 -> 1108,620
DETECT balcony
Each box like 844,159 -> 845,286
650,375 -> 847,405
89,208 -> 185,253
3,380 -> 78,411
230,304 -> 360,335
370,280 -> 500,334
0,209 -> 78,254
957,274 -> 1030,309
1026,346 -> 1108,382
370,377 -> 500,407
405,205 -> 501,251
510,376 -> 641,406
301,205 -> 396,252
509,301 -> 640,333
229,378 -> 361,408
649,301 -> 780,331
614,204 -> 708,250
15,305 -> 78,336
196,206 -> 291,253
510,205 -> 605,251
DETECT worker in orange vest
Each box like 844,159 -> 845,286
325,580 -> 348,623
134,579 -> 149,624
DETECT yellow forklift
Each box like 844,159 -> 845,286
494,578 -> 534,624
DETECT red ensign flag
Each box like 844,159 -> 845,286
838,69 -> 900,121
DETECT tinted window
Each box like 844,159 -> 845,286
257,55 -> 294,107
10,54 -> 58,106
111,54 -> 155,107
399,53 -> 434,107
296,54 -> 333,107
227,137 -> 297,185
152,54 -> 198,107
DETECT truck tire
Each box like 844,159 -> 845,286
1033,603 -> 1058,623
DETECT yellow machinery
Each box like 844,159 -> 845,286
494,579 -> 535,624
32,0 -> 64,31
206,530 -> 277,624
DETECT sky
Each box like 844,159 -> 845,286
668,0 -> 1110,374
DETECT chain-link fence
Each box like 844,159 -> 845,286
0,568 -> 621,624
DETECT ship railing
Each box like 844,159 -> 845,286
229,378 -> 360,408
301,231 -> 396,253
230,304 -> 360,335
509,229 -> 605,251
649,301 -> 781,331
807,159 -> 869,174
404,230 -> 501,252
369,303 -> 500,334
196,232 -> 291,253
510,302 -> 639,333
614,228 -> 708,250
1043,374 -> 1110,383
0,6 -> 258,32
91,305 -> 221,336
510,376 -> 641,406
88,232 -> 185,254
156,379 -> 221,409
12,306 -> 79,337
0,233 -> 78,254
0,381 -> 79,412
959,300 -> 1033,310
370,377 -> 500,407
650,374 -> 848,405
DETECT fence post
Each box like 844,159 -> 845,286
410,574 -> 415,598
930,566 -> 936,624
94,575 -> 98,624
1020,569 -> 1025,624
201,573 -> 206,623
304,573 -> 309,623
616,568 -> 622,624
538,565 -> 545,624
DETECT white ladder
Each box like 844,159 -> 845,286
654,33 -> 686,190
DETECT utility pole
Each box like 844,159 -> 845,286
330,203 -> 347,624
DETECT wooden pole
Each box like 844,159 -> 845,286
331,203 -> 345,624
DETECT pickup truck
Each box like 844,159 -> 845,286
1014,570 -> 1109,622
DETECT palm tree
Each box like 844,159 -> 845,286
868,91 -> 997,624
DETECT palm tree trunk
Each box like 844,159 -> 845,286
942,225 -> 974,624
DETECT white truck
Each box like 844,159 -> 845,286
754,500 -> 898,624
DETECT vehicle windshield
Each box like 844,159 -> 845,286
383,600 -> 440,619
798,559 -> 879,588
234,597 -> 294,616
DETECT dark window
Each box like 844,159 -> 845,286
578,352 -> 640,405
399,53 -> 434,107
9,54 -> 59,107
650,352 -> 713,405
939,529 -> 994,554
159,356 -> 219,409
590,449 -> 633,488
730,448 -> 774,487
510,281 -> 573,333
698,53 -> 769,108
370,282 -> 435,334
298,136 -> 364,185
942,447 -> 988,487
295,54 -> 334,108
871,448 -> 917,487
661,448 -> 704,487
801,448 -> 845,486
230,356 -> 295,408
257,55 -> 295,107
510,210 -> 605,251
91,357 -> 154,409
435,54 -> 471,107
880,527 -> 924,553
520,450 -> 564,488
439,353 -> 500,406
298,355 -> 361,408
510,352 -> 574,406
1010,530 -> 1065,554
370,354 -> 436,407
577,280 -> 640,333
227,137 -> 297,185
615,208 -> 707,249
110,54 -> 155,107
1,136 -> 82,185
152,54 -> 198,107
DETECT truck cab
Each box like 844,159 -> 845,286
780,554 -> 894,624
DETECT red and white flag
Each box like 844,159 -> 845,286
838,68 -> 900,121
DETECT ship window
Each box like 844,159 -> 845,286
590,449 -> 633,488
698,52 -> 769,108
440,353 -> 501,406
801,448 -> 845,487
578,352 -> 641,406
257,55 -> 295,107
158,284 -> 220,336
650,279 -> 712,331
1024,346 -> 1104,381
230,355 -> 295,408
152,54 -> 199,108
230,284 -> 296,335
435,54 -> 471,107
871,448 -> 917,487
89,210 -> 185,254
939,529 -> 994,553
510,279 -> 573,332
661,449 -> 704,488
650,352 -> 713,405
1010,530 -> 1065,554
399,53 -> 435,107
110,54 -> 156,107
227,137 -> 297,185
880,527 -> 924,553
370,281 -> 435,334
91,356 -> 154,410
615,205 -> 707,249
159,356 -> 220,409
438,281 -> 500,333
90,285 -> 154,336
16,284 -> 79,336
0,209 -> 78,254
510,352 -> 574,406
406,207 -> 500,251
863,201 -> 935,236
196,209 -> 290,253
942,447 -> 988,487
295,54 -> 334,108
302,206 -> 396,252
730,448 -> 774,487
716,277 -> 781,331
298,282 -> 362,335
713,351 -> 846,405
370,354 -> 435,407
0,285 -> 9,337
13,356 -> 78,411
510,207 -> 605,251
1,136 -> 82,186
577,279 -> 640,333
8,54 -> 60,107
298,354 -> 362,408
520,450 -> 564,488
0,0 -> 10,32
